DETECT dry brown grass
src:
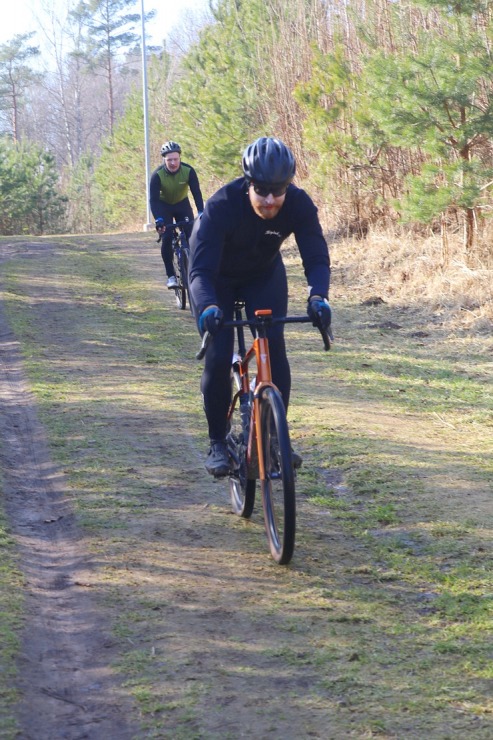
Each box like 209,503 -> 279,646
331,230 -> 493,334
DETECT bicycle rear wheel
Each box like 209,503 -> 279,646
228,365 -> 255,518
259,386 -> 295,564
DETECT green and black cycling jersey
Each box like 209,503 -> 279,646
149,162 -> 204,218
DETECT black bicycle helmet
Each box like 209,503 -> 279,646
161,140 -> 181,156
242,136 -> 296,187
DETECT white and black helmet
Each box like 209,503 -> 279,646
242,137 -> 295,188
161,141 -> 181,156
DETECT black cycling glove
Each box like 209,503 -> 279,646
307,296 -> 332,330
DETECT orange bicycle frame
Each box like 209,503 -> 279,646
238,309 -> 278,481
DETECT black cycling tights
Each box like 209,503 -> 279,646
201,258 -> 290,441
159,199 -> 193,276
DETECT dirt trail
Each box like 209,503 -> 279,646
0,236 -> 491,739
0,247 -> 137,739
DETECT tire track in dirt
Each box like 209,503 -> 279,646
0,244 -> 138,739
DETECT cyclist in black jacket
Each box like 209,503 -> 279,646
189,136 -> 332,477
150,141 -> 204,288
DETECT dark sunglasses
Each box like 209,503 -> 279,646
251,182 -> 289,197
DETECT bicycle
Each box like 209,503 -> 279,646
156,218 -> 191,310
197,302 -> 332,565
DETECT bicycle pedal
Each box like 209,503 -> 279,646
226,440 -> 240,468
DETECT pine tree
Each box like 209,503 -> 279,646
0,138 -> 67,235
94,89 -> 149,227
364,0 -> 493,250
71,0 -> 154,135
166,0 -> 269,185
0,34 -> 41,142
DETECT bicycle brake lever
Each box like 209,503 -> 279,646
196,331 -> 211,360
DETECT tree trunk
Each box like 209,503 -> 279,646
464,206 -> 475,255
11,84 -> 19,143
106,33 -> 114,135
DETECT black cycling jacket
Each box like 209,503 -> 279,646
189,177 -> 330,316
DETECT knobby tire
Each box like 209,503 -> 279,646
179,245 -> 191,313
172,243 -> 187,311
259,386 -> 295,564
228,366 -> 256,518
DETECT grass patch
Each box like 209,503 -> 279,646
0,489 -> 24,738
1,234 -> 492,737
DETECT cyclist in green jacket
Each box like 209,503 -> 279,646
150,141 -> 204,288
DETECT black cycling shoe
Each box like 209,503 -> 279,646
205,440 -> 232,477
291,448 -> 303,469
269,432 -> 303,470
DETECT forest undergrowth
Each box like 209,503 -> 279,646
332,230 -> 493,335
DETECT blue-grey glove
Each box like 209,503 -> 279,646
199,305 -> 224,336
307,296 -> 332,330
155,217 -> 165,232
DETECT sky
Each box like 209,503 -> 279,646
0,0 -> 210,47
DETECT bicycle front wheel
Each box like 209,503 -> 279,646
228,366 -> 256,518
259,386 -> 295,564
179,246 -> 190,311
172,248 -> 187,310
